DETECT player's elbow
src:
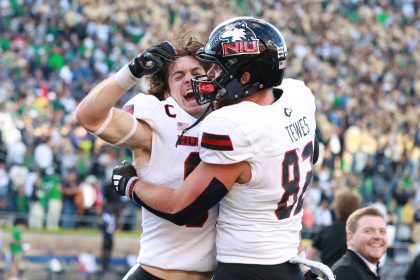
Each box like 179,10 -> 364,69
75,101 -> 89,127
75,101 -> 100,132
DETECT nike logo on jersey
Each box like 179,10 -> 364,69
284,108 -> 292,117
201,132 -> 233,151
285,116 -> 310,143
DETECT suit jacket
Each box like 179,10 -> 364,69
331,249 -> 380,280
405,253 -> 420,280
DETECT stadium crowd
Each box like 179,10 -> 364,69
0,0 -> 418,247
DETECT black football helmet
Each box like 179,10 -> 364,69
192,17 -> 287,105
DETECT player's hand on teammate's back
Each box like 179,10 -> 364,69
112,160 -> 139,197
129,41 -> 176,78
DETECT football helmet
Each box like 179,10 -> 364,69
192,17 -> 287,104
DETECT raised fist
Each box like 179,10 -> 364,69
128,41 -> 176,78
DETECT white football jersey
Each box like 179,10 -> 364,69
123,94 -> 217,271
198,79 -> 316,265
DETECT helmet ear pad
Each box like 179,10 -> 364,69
224,77 -> 246,100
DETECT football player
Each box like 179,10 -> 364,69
76,36 -> 217,280
112,17 -> 322,279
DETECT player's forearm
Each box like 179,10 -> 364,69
77,41 -> 176,132
76,77 -> 126,132
112,161 -> 231,226
136,182 -> 178,214
131,178 -> 227,226
133,182 -> 199,226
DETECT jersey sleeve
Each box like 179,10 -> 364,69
199,114 -> 254,165
122,93 -> 161,128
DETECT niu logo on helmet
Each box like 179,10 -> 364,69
220,22 -> 260,57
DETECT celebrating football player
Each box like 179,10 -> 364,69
76,36 -> 217,280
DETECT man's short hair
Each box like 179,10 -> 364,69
346,207 -> 385,233
332,189 -> 361,220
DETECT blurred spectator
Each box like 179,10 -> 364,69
33,138 -> 54,170
307,189 -> 362,267
9,163 -> 29,224
44,167 -> 62,230
60,168 -> 80,229
0,228 -> 4,275
24,168 -> 39,208
402,198 -> 416,226
78,250 -> 97,278
0,162 -> 9,210
0,135 -> 7,164
5,129 -> 26,167
302,201 -> 315,239
370,196 -> 388,223
100,205 -> 116,272
412,204 -> 420,243
46,256 -> 65,280
28,171 -> 46,229
103,180 -> 121,216
75,175 -> 101,228
314,199 -> 333,228
7,220 -> 25,280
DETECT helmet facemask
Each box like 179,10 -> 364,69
191,57 -> 246,105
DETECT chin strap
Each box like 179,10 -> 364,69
175,102 -> 214,147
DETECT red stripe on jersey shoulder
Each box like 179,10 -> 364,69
201,132 -> 233,151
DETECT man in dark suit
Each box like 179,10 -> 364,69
332,207 -> 388,280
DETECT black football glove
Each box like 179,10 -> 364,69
304,270 -> 324,280
128,41 -> 176,78
112,160 -> 140,198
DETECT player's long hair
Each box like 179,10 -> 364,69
146,32 -> 210,100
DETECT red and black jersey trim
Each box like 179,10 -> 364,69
201,132 -> 233,151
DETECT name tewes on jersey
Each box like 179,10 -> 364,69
285,116 -> 311,143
